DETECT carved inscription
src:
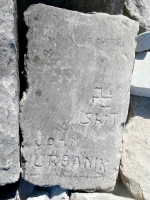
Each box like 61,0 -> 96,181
81,87 -> 117,126
34,152 -> 108,173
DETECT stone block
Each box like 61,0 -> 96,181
0,0 -> 20,184
20,4 -> 138,190
131,52 -> 150,97
136,31 -> 150,52
125,0 -> 150,32
120,95 -> 150,200
70,193 -> 134,200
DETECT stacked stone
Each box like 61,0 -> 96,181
125,0 -> 150,32
0,0 -> 19,185
120,31 -> 150,200
4,0 -> 150,200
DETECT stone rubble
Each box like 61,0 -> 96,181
0,0 -> 20,185
2,0 -> 150,199
20,4 -> 138,190
120,95 -> 150,200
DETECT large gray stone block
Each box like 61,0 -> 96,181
0,0 -> 20,184
120,96 -> 150,200
20,4 -> 138,190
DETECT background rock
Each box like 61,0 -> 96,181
0,0 -> 20,185
70,193 -> 134,200
125,0 -> 150,32
120,95 -> 150,200
20,4 -> 138,191
131,52 -> 150,97
136,31 -> 150,52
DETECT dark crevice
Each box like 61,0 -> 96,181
17,1 -> 68,100
0,181 -> 19,199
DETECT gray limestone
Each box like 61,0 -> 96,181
125,0 -> 150,32
20,4 -> 138,190
0,0 -> 20,184
120,96 -> 150,200
136,31 -> 150,52
70,193 -> 134,200
131,52 -> 150,97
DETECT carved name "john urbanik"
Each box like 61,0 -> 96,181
34,152 -> 108,173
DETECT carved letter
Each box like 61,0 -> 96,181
49,155 -> 58,166
62,155 -> 70,166
84,157 -> 91,169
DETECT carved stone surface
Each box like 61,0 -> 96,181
70,193 -> 134,200
20,4 -> 138,190
0,0 -> 20,184
120,96 -> 150,200
131,52 -> 150,97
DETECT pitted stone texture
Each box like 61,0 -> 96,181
20,4 -> 138,190
136,32 -> 150,52
125,0 -> 150,32
0,0 -> 19,184
131,52 -> 150,97
70,193 -> 134,200
64,0 -> 125,14
120,96 -> 150,200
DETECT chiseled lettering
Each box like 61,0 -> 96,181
72,156 -> 80,168
84,157 -> 92,169
62,155 -> 70,166
34,150 -> 44,167
49,155 -> 58,166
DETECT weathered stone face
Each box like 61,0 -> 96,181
0,0 -> 20,184
20,4 -> 138,190
120,96 -> 150,200
125,0 -> 150,32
